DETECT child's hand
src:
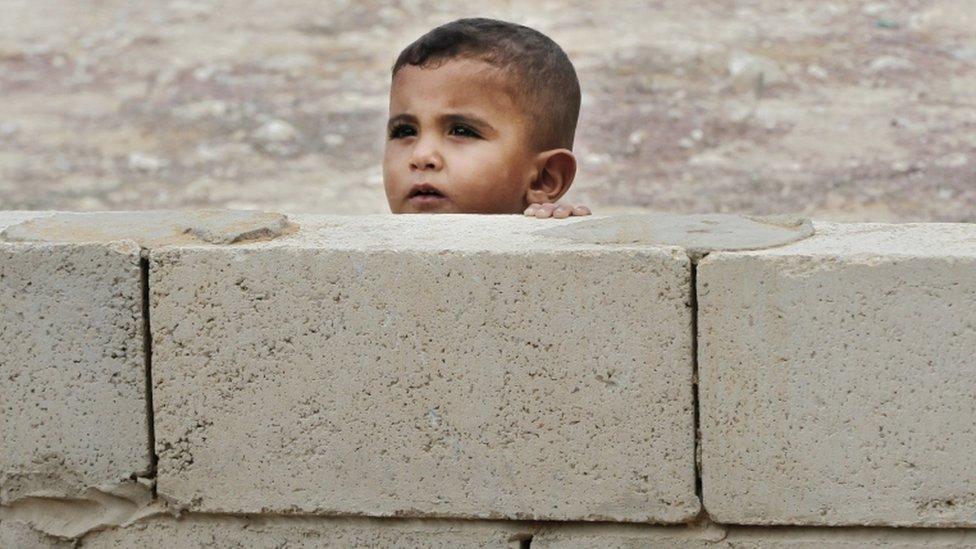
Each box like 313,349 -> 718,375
523,202 -> 592,219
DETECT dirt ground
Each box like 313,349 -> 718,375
1,0 -> 974,221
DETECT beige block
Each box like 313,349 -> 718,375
533,522 -> 725,548
151,215 -> 698,522
533,523 -> 976,548
0,240 -> 149,502
81,514 -> 533,548
699,222 -> 976,526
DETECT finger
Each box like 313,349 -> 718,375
524,203 -> 541,216
534,203 -> 557,218
572,205 -> 592,216
553,205 -> 573,218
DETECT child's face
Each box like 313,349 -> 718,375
384,58 -> 539,214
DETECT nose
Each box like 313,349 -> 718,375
409,138 -> 443,171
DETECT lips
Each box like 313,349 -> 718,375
408,183 -> 445,199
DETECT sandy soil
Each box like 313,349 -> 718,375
0,0 -> 973,221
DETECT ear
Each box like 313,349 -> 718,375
524,149 -> 577,205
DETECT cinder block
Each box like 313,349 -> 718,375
81,514 -> 532,548
151,215 -> 699,522
699,222 -> 976,526
0,238 -> 149,502
75,516 -> 976,548
532,523 -> 976,548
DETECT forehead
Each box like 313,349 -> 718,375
389,58 -> 525,119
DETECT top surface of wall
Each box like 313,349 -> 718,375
0,211 -> 47,231
1,211 -> 816,255
723,222 -> 976,258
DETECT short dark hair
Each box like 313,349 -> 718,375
392,18 -> 581,150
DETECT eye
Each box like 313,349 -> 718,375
448,124 -> 481,138
389,124 -> 416,139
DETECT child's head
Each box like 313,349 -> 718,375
383,18 -> 581,214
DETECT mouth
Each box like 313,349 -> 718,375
407,183 -> 448,206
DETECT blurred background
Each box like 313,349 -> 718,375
0,0 -> 973,221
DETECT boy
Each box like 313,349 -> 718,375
383,18 -> 591,219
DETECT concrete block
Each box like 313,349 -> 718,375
533,523 -> 976,548
151,215 -> 699,522
81,514 -> 533,548
81,516 -> 976,549
0,239 -> 150,502
533,522 -> 726,548
699,222 -> 976,526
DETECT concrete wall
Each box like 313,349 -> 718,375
1,211 -> 975,546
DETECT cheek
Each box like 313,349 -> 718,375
383,146 -> 405,188
450,145 -> 531,211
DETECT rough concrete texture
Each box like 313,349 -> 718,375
150,214 -> 699,522
81,514 -> 534,548
0,519 -> 73,549
0,236 -> 150,506
699,221 -> 976,526
76,516 -> 976,548
0,481 -> 161,540
533,523 -> 976,548
0,210 -> 48,231
1,209 -> 295,247
537,213 -> 814,258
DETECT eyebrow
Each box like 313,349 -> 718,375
387,113 -> 418,132
386,112 -> 497,137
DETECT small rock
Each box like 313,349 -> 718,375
251,118 -> 302,157
584,153 -> 608,165
127,152 -> 168,172
889,117 -> 912,129
253,119 -> 298,143
807,64 -> 829,80
173,100 -> 229,120
950,45 -> 976,62
323,134 -> 345,147
193,65 -> 216,81
936,152 -> 969,168
890,160 -> 919,174
867,56 -> 915,73
725,101 -> 755,123
0,121 -> 20,136
261,53 -> 316,73
628,130 -> 645,146
875,19 -> 900,29
193,142 -> 251,163
861,2 -> 889,15
728,52 -> 787,93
